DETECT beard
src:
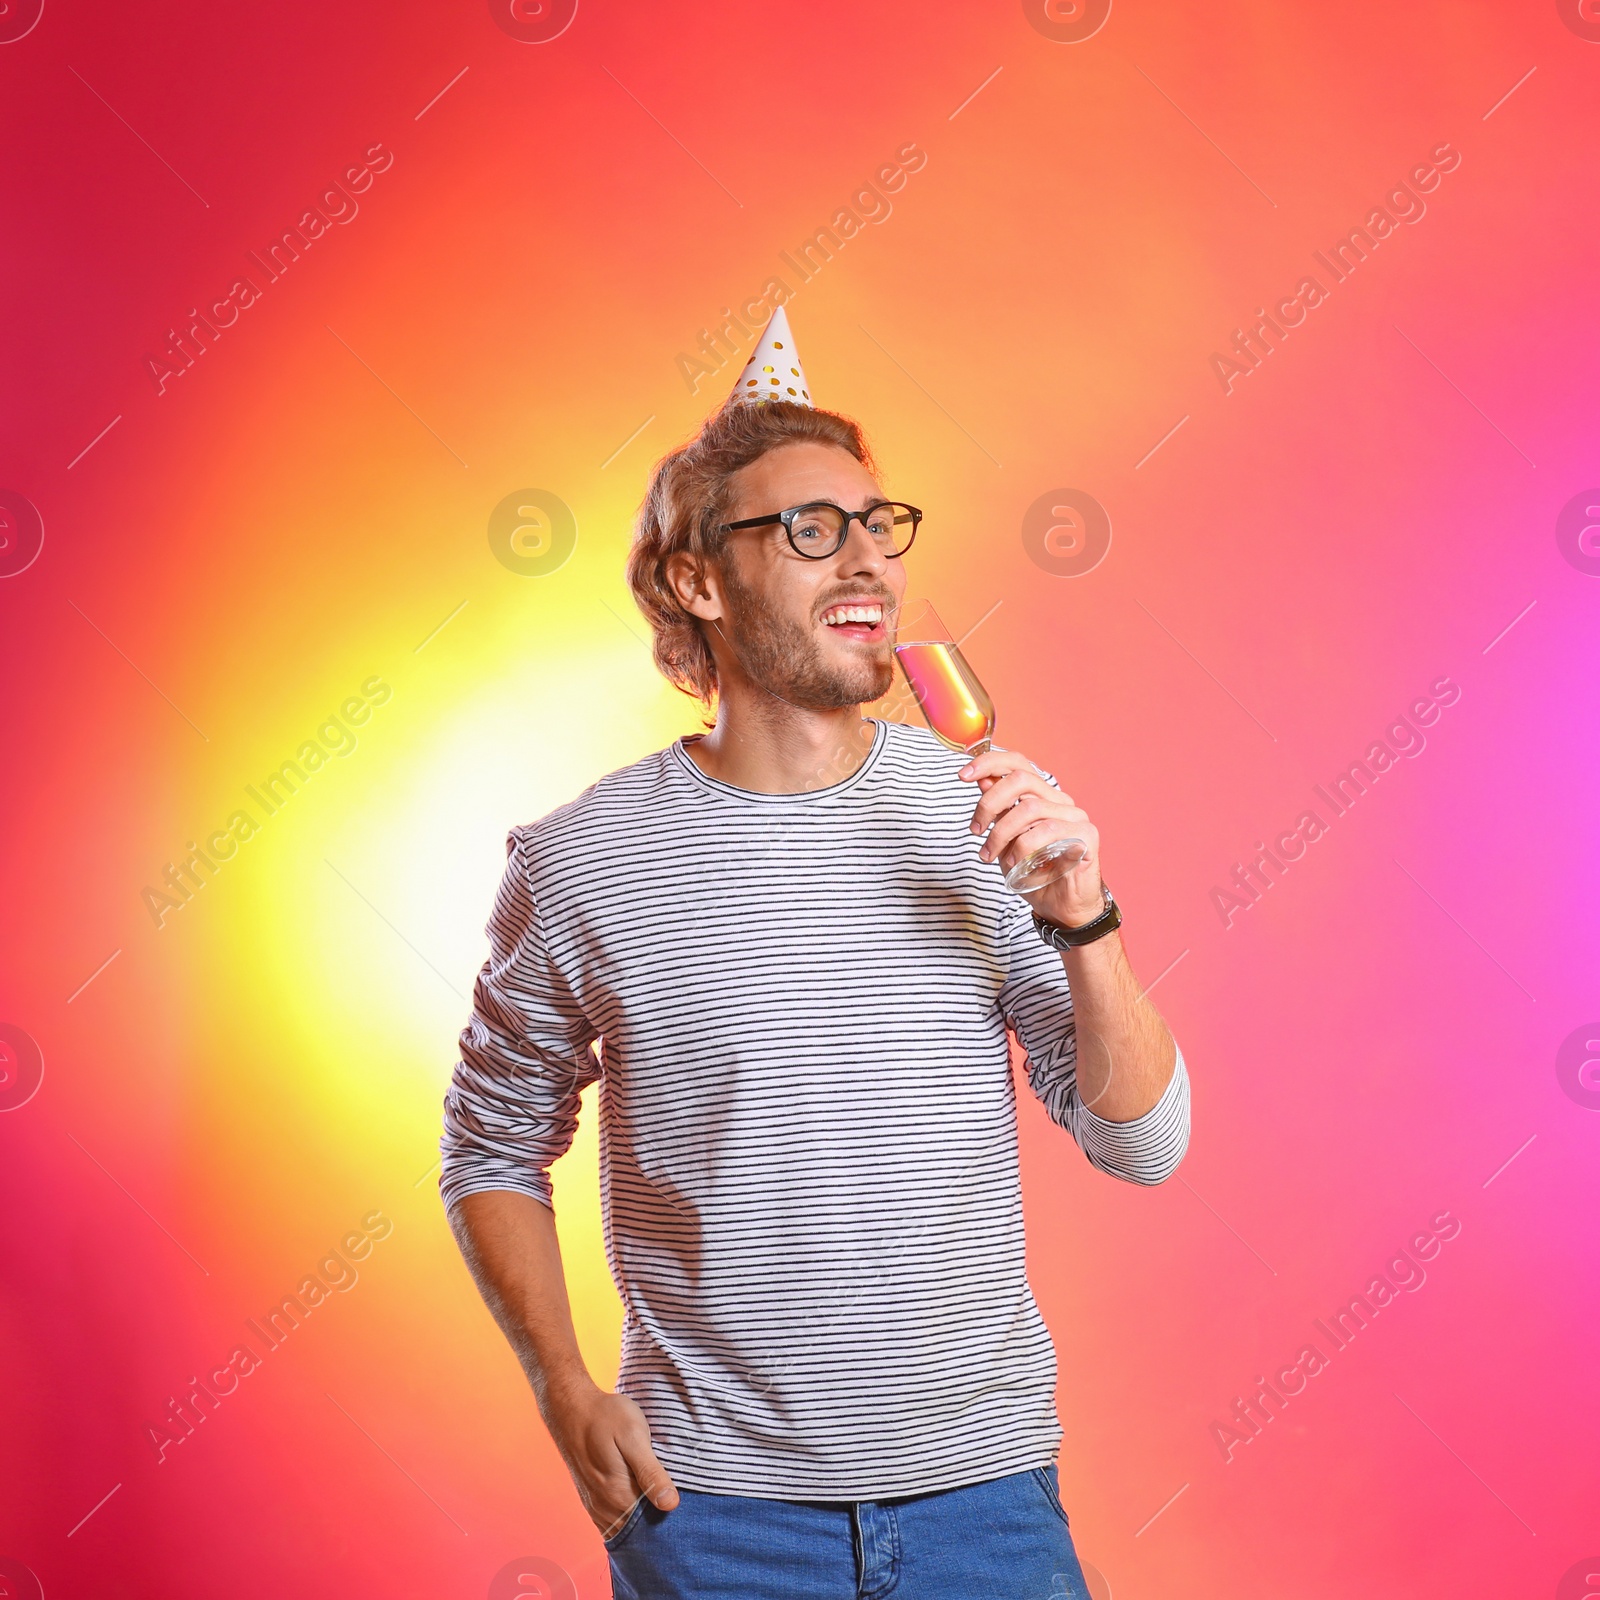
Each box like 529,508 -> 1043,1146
717,564 -> 894,710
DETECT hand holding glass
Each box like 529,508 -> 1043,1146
892,600 -> 1087,895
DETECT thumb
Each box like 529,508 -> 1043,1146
618,1433 -> 679,1512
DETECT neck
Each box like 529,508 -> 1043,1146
685,681 -> 876,794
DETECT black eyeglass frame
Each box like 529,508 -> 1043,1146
719,499 -> 922,561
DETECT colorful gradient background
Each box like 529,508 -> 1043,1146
3,1 -> 1597,1595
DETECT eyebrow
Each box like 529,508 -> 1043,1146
791,496 -> 891,512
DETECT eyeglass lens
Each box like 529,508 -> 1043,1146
788,503 -> 916,558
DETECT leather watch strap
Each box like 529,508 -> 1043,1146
1032,884 -> 1121,951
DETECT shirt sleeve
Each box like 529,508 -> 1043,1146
998,894 -> 1191,1186
439,828 -> 600,1212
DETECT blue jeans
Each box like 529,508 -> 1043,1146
606,1465 -> 1092,1599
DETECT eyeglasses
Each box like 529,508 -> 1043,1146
720,500 -> 922,561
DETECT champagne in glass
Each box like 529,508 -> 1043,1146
893,599 -> 1086,895
893,638 -> 994,753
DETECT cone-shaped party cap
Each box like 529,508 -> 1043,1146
728,305 -> 813,408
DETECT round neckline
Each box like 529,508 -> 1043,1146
669,719 -> 889,804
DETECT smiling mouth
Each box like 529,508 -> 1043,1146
819,601 -> 887,641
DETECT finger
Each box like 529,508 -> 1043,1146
960,751 -> 1075,816
981,796 -> 1061,862
966,768 -> 1043,825
617,1432 -> 680,1512
579,1441 -> 646,1533
969,768 -> 1052,832
975,774 -> 1054,803
595,1490 -> 645,1541
980,797 -> 1090,861
958,747 -> 1033,783
988,807 -> 1092,868
968,764 -> 1073,813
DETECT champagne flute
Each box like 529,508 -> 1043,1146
892,599 -> 1087,895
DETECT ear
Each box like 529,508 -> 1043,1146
665,548 -> 725,622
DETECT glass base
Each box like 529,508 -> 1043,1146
1004,836 -> 1088,895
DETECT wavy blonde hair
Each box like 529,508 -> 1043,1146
625,400 -> 875,705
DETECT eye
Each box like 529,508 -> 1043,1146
791,517 -> 828,544
863,506 -> 895,535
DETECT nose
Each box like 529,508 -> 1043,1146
835,518 -> 891,577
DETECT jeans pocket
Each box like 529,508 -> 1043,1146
1030,1466 -> 1071,1526
602,1498 -> 647,1551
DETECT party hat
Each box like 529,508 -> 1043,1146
728,305 -> 813,408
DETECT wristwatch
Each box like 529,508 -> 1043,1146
1032,884 -> 1121,951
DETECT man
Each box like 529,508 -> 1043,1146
441,308 -> 1190,1599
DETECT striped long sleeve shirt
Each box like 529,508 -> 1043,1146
440,719 -> 1190,1500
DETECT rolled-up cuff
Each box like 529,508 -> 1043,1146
438,1147 -> 555,1214
1073,1045 -> 1190,1185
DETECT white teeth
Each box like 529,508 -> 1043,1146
823,604 -> 883,626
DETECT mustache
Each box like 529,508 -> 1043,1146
813,588 -> 899,618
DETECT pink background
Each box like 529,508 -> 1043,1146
2,1 -> 1597,1595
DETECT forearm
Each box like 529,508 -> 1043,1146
1059,929 -> 1176,1122
447,1188 -> 599,1417
448,1187 -> 680,1527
